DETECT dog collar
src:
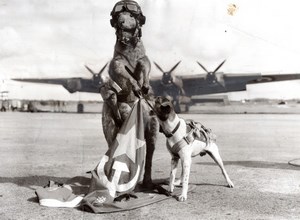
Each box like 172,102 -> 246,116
160,121 -> 181,138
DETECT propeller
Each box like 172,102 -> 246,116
196,60 -> 226,87
153,62 -> 165,73
84,65 -> 96,75
212,60 -> 226,74
154,61 -> 184,96
85,62 -> 108,76
196,61 -> 209,74
98,62 -> 109,75
84,62 -> 108,86
154,61 -> 181,85
168,61 -> 181,74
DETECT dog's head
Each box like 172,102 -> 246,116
154,96 -> 176,121
110,0 -> 146,46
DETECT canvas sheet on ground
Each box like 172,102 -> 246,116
35,176 -> 196,213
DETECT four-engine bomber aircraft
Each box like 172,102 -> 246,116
149,60 -> 300,111
13,60 -> 300,112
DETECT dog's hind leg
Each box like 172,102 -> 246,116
102,102 -> 120,147
205,143 -> 234,188
142,116 -> 159,188
169,156 -> 179,193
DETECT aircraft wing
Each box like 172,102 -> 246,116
179,73 -> 300,97
178,73 -> 258,96
13,73 -> 300,96
149,73 -> 261,96
12,78 -> 100,93
247,73 -> 300,84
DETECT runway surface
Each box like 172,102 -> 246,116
0,112 -> 299,219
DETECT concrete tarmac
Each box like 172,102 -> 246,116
0,112 -> 299,219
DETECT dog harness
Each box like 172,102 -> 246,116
159,121 -> 181,138
160,120 -> 216,157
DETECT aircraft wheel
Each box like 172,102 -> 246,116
185,104 -> 190,112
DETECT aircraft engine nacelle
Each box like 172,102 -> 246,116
65,79 -> 82,93
172,76 -> 183,89
215,72 -> 225,87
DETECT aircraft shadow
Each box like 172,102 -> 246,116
196,160 -> 300,171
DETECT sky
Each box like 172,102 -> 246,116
1,0 -> 300,101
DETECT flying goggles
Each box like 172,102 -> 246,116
110,0 -> 146,27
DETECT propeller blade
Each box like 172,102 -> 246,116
213,60 -> 226,73
98,62 -> 108,75
196,61 -> 209,74
153,62 -> 165,73
168,61 -> 181,74
84,65 -> 96,75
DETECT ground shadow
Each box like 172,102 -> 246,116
27,196 -> 39,204
151,178 -> 227,189
196,160 -> 300,171
192,183 -> 228,188
0,175 -> 91,191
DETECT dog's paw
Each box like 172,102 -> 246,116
141,85 -> 149,95
177,195 -> 187,202
133,89 -> 142,98
173,179 -> 181,186
227,180 -> 234,188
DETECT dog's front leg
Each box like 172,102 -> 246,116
178,153 -> 192,202
135,57 -> 151,94
169,156 -> 179,193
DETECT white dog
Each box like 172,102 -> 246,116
153,96 -> 234,202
